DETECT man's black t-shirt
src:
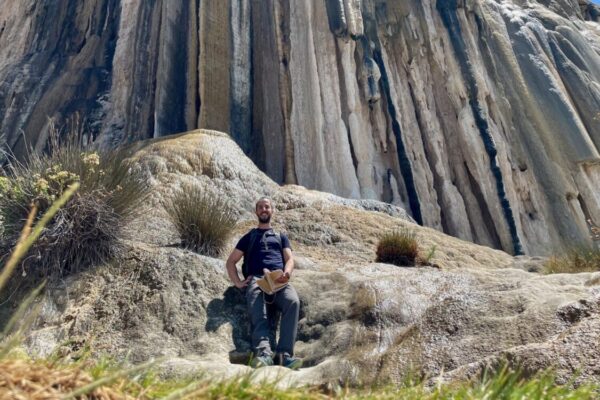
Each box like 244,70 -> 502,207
235,229 -> 291,277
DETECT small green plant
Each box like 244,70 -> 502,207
376,228 -> 419,267
424,245 -> 437,264
165,183 -> 237,257
0,136 -> 148,280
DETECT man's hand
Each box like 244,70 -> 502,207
235,276 -> 252,289
275,272 -> 290,284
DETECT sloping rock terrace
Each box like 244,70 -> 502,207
15,131 -> 600,387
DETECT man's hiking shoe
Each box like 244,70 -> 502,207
275,354 -> 302,370
250,355 -> 273,368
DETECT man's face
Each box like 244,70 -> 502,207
256,200 -> 273,223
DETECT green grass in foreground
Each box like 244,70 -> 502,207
171,370 -> 596,400
10,355 -> 593,400
93,363 -> 600,399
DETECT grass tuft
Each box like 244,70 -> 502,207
0,137 -> 148,281
544,245 -> 600,274
544,219 -> 600,274
376,228 -> 419,267
164,183 -> 237,257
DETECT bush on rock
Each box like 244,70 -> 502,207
376,228 -> 419,267
0,139 -> 148,279
165,183 -> 237,257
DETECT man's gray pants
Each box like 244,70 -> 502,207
245,277 -> 299,357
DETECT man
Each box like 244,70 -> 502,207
226,197 -> 302,369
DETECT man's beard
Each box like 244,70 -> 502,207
258,214 -> 271,223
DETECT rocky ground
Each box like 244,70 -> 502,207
10,131 -> 600,388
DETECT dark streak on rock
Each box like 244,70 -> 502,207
230,0 -> 254,155
437,0 -> 523,254
155,1 -> 189,136
361,28 -> 423,224
324,0 -> 347,37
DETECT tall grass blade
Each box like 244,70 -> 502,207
0,300 -> 44,359
0,204 -> 37,291
1,282 -> 45,338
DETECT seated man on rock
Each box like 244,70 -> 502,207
225,197 -> 302,369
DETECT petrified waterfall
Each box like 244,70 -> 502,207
1,0 -> 599,255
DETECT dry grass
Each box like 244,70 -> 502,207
0,358 -> 128,400
164,183 -> 237,257
349,284 -> 378,326
543,219 -> 599,274
376,228 -> 419,267
544,245 -> 600,274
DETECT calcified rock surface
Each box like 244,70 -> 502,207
14,131 -> 600,387
1,1 -> 600,255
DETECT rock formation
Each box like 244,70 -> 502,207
13,131 -> 600,387
1,1 -> 600,254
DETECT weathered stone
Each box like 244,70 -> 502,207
7,131 -> 599,387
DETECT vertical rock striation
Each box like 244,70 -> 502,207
437,0 -> 524,254
0,1 -> 121,152
1,0 -> 599,255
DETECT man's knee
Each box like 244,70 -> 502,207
282,287 -> 300,311
245,285 -> 263,308
289,295 -> 299,309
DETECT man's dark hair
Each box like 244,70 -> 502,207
255,197 -> 273,210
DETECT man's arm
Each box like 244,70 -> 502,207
283,248 -> 294,277
275,248 -> 294,283
226,249 -> 251,289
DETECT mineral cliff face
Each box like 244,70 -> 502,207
1,0 -> 600,255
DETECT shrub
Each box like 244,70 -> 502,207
164,184 -> 237,257
376,228 -> 419,267
0,139 -> 148,280
544,245 -> 600,274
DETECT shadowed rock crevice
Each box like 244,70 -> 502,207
371,43 -> 423,225
154,1 -> 191,137
229,0 -> 253,158
464,161 -> 503,250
